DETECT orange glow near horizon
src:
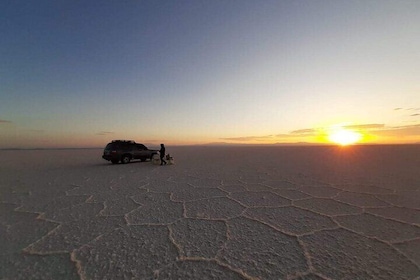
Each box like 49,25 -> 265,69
328,128 -> 362,146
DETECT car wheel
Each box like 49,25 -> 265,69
111,159 -> 119,164
140,158 -> 146,162
121,155 -> 131,164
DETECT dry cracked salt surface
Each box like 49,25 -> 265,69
0,145 -> 419,280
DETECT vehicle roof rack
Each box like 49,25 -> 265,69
111,140 -> 136,143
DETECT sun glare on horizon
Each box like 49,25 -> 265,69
328,128 -> 362,146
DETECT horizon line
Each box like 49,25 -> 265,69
1,142 -> 419,151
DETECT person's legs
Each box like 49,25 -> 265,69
160,156 -> 166,165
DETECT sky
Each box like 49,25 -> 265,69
1,0 -> 419,148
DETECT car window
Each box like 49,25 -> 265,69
137,144 -> 146,150
105,143 -> 117,150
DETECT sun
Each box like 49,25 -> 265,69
328,129 -> 362,146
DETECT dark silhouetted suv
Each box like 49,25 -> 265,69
102,140 -> 158,164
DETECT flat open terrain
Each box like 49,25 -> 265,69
1,145 -> 419,279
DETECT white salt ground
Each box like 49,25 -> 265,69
0,145 -> 419,279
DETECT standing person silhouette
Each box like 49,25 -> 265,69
159,144 -> 167,165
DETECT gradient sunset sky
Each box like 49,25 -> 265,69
1,0 -> 419,148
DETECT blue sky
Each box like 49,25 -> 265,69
1,0 -> 419,148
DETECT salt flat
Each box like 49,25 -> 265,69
1,145 -> 419,279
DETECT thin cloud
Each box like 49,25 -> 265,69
222,130 -> 317,142
220,123 -> 420,144
370,124 -> 420,136
96,131 -> 115,136
0,120 -> 12,124
395,107 -> 420,111
290,129 -> 316,135
344,124 -> 384,130
220,135 -> 274,142
346,124 -> 420,134
388,124 -> 420,130
275,133 -> 296,138
410,114 -> 420,117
